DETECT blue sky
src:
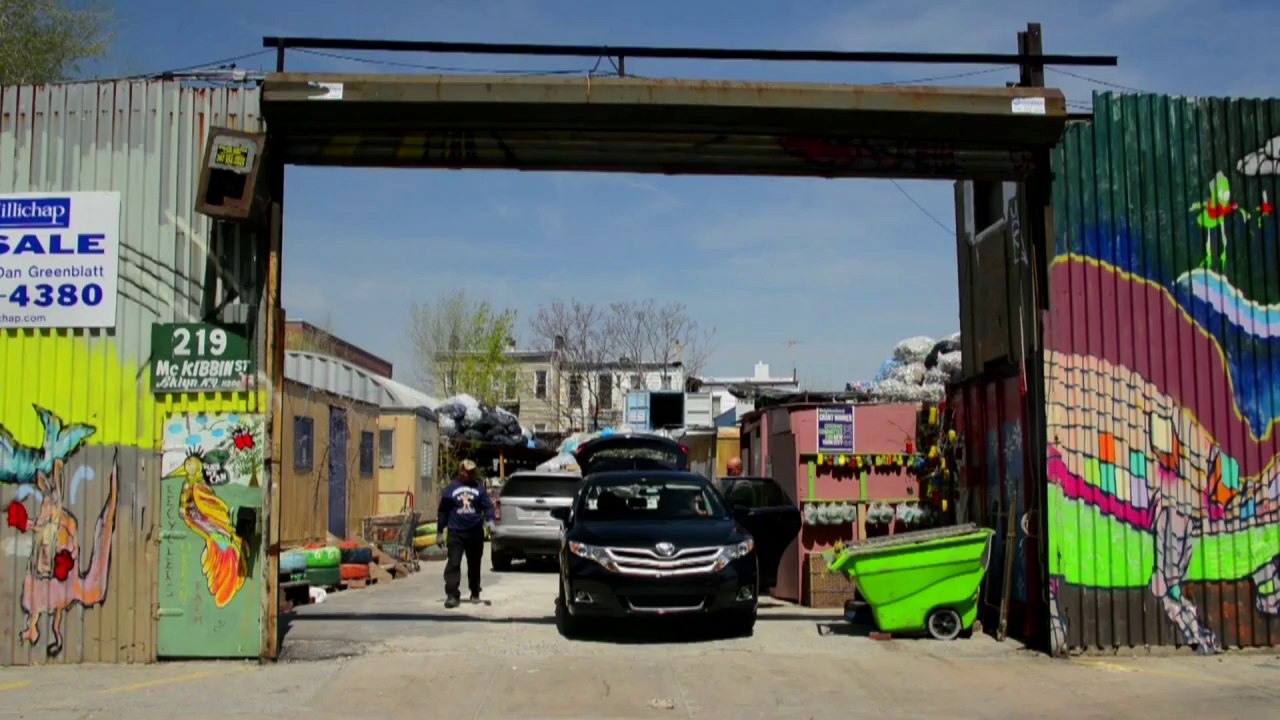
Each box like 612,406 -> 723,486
95,0 -> 1278,388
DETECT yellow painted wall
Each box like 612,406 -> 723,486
715,428 -> 742,478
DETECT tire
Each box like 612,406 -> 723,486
340,547 -> 373,565
339,563 -> 370,581
556,584 -> 585,639
720,610 -> 756,638
306,546 -> 341,569
927,608 -> 962,641
491,549 -> 513,572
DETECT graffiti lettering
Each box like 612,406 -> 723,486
0,405 -> 117,657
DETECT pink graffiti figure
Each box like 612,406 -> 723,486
0,406 -> 118,657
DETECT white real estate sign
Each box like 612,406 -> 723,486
0,192 -> 121,328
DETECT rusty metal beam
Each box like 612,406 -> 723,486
260,73 -> 1068,179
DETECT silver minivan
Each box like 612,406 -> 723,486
490,471 -> 583,571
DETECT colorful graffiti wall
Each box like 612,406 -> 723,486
0,80 -> 265,665
1047,92 -> 1280,653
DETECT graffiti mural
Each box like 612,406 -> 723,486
0,406 -> 118,657
161,413 -> 264,608
1049,98 -> 1280,653
1046,351 -> 1280,652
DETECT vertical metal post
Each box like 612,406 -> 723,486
275,39 -> 287,72
1005,20 -> 1053,651
617,55 -> 626,77
259,151 -> 286,661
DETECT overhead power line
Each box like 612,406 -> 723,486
1047,67 -> 1148,94
891,180 -> 955,237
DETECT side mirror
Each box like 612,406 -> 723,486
550,506 -> 571,524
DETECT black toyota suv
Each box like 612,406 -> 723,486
551,435 -> 800,638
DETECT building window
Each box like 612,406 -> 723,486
535,370 -> 548,399
568,374 -> 582,405
359,431 -> 375,476
598,373 -> 613,410
379,428 -> 395,468
294,416 -> 314,471
630,374 -> 642,390
505,376 -> 518,400
535,423 -> 547,433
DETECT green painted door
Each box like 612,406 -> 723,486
157,412 -> 265,658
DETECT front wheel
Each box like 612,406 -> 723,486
927,608 -> 962,641
556,584 -> 586,639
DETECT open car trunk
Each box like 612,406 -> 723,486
574,434 -> 689,475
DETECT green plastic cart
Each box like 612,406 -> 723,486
826,523 -> 994,640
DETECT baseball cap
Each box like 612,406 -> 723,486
460,459 -> 477,471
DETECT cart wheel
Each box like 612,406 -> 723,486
927,608 -> 962,641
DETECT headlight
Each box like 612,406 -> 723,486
568,541 -> 618,572
715,537 -> 755,570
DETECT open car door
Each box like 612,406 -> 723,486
574,434 -> 689,475
719,476 -> 801,591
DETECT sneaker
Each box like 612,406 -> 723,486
444,596 -> 461,609
469,592 -> 482,604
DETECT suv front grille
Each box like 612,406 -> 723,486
605,546 -> 722,577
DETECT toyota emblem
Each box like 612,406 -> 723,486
655,542 -> 676,557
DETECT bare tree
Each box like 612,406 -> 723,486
607,300 -> 715,390
528,300 -> 617,432
407,290 -> 518,405
530,298 -> 716,431
0,0 -> 113,85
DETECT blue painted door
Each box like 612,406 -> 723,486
328,406 -> 348,538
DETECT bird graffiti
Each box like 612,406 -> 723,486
163,447 -> 248,608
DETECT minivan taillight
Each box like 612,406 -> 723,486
494,498 -> 502,522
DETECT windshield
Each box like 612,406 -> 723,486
579,474 -> 726,522
578,444 -> 686,473
500,475 -> 582,498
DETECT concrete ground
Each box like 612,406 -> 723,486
1,547 -> 1278,719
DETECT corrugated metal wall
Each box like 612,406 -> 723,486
1046,91 -> 1280,653
949,374 -> 1041,645
0,81 -> 264,664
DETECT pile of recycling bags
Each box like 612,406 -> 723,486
436,393 -> 550,449
862,333 -> 963,403
535,426 -> 643,472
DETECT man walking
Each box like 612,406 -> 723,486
437,459 -> 495,608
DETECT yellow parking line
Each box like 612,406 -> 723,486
0,681 -> 31,692
100,666 -> 248,695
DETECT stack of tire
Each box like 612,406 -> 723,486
280,549 -> 308,582
304,544 -> 341,588
414,522 -> 444,559
339,541 -> 372,584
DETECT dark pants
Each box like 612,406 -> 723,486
443,530 -> 484,599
